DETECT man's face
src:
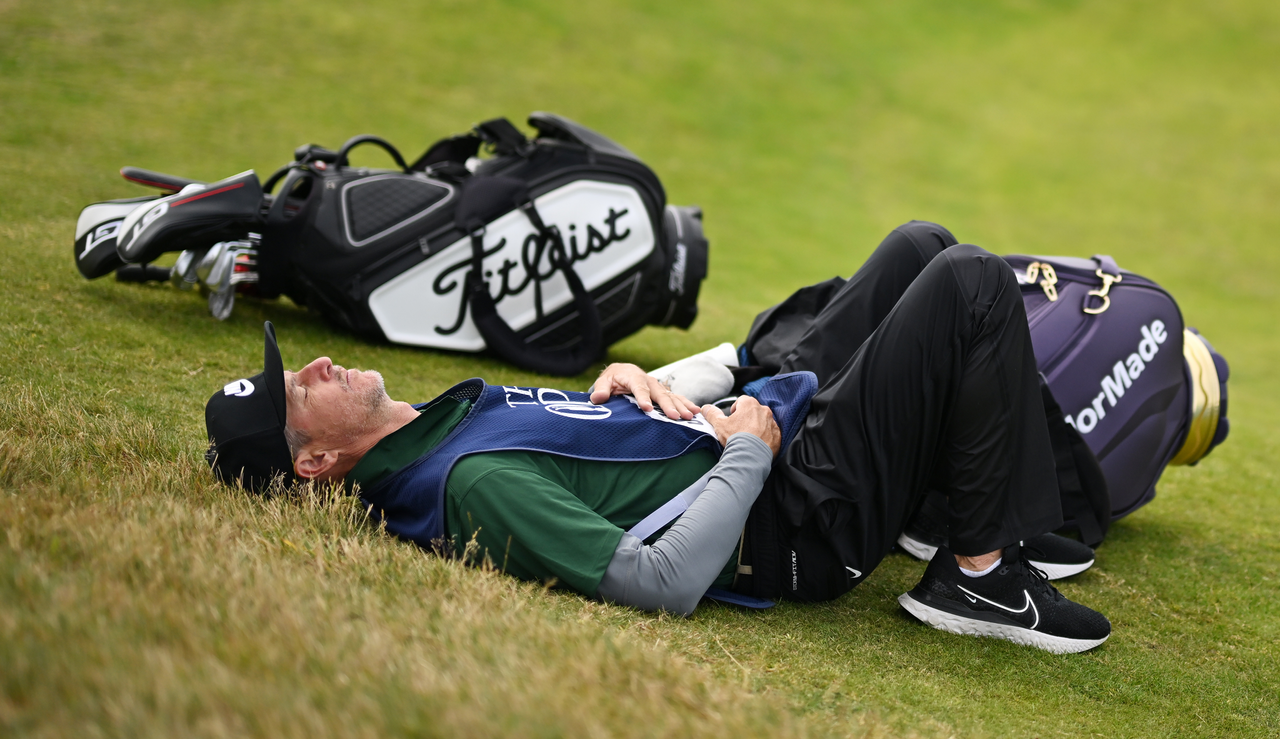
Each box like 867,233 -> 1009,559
283,356 -> 393,449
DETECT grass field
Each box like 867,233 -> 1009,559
2,0 -> 1278,736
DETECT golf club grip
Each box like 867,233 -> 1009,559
120,167 -> 205,192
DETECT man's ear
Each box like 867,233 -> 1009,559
294,448 -> 339,481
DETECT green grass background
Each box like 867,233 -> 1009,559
2,0 -> 1278,736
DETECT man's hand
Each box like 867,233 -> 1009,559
590,363 -> 701,420
700,396 -> 781,457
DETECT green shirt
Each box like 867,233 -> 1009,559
345,397 -> 473,491
346,400 -> 730,596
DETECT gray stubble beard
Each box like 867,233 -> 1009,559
361,370 -> 392,413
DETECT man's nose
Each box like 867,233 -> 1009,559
297,356 -> 334,383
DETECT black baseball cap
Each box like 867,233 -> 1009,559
204,321 -> 296,492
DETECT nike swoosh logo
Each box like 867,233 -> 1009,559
955,586 -> 1040,630
845,566 -> 862,578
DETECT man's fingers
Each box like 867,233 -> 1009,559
655,391 -> 680,419
653,382 -> 695,420
672,392 -> 702,417
700,404 -> 726,423
589,367 -> 619,405
632,381 -> 654,412
588,364 -> 700,420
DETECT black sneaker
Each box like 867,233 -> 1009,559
898,530 -> 1096,580
898,492 -> 1095,579
898,544 -> 1111,654
1020,533 -> 1097,579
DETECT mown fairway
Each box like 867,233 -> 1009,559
2,1 -> 1277,736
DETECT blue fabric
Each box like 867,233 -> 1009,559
358,379 -> 721,548
753,371 -> 818,458
356,372 -> 819,552
703,587 -> 775,609
741,376 -> 772,400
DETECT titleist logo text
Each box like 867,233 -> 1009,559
431,208 -> 632,335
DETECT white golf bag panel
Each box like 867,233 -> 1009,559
369,180 -> 656,351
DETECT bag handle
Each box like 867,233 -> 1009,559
1084,254 -> 1123,315
1091,254 -> 1120,278
455,176 -> 604,376
335,135 -> 410,173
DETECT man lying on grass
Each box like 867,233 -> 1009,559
205,221 -> 1111,654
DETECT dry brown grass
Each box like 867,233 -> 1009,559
0,386 -> 903,738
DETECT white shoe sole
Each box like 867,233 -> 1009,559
896,532 -> 939,561
896,534 -> 1094,580
898,592 -> 1109,654
1033,558 -> 1095,580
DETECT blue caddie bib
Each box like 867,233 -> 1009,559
357,379 -> 723,549
358,371 -> 819,554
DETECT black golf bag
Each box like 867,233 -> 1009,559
73,113 -> 709,376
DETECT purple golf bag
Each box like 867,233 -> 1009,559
1006,254 -> 1230,528
735,247 -> 1230,547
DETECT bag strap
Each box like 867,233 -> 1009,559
409,116 -> 527,173
625,470 -> 777,609
1039,374 -> 1110,546
474,117 -> 533,157
626,468 -> 715,541
456,176 -> 604,376
409,134 -> 481,172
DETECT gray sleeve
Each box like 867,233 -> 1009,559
595,433 -> 774,616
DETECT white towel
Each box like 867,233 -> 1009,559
647,343 -> 739,406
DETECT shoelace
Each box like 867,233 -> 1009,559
1019,553 -> 1065,603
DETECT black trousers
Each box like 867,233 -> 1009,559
744,222 -> 1063,601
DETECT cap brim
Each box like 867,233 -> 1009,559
263,321 -> 287,426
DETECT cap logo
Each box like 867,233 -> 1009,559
224,378 -> 255,397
